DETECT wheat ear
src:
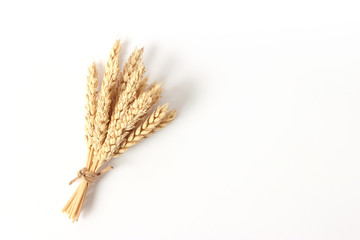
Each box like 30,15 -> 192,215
92,40 -> 122,153
120,48 -> 144,83
114,105 -> 176,156
150,109 -> 177,134
85,62 -> 98,149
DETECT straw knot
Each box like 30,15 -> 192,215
69,166 -> 113,185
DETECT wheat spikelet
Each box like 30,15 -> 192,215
63,40 -> 176,222
85,63 -> 98,149
93,40 -> 122,152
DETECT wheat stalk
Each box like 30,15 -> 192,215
62,40 -> 176,222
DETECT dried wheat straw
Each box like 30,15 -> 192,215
62,40 -> 176,222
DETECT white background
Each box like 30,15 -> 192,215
1,0 -> 360,239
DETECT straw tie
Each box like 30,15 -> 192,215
69,166 -> 113,185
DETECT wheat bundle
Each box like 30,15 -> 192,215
62,40 -> 176,222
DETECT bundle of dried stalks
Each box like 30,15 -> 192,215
62,40 -> 176,222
